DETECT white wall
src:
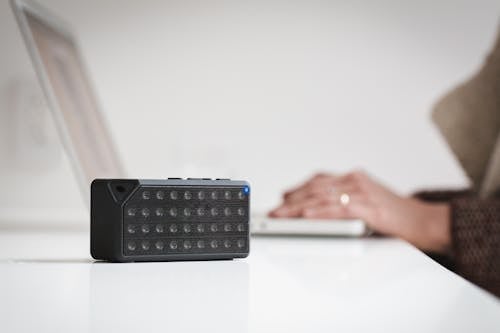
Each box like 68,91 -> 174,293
1,0 -> 499,228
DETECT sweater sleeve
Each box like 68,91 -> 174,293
413,189 -> 500,296
413,189 -> 472,202
450,197 -> 500,297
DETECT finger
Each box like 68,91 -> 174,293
268,204 -> 303,218
284,178 -> 336,201
284,179 -> 330,197
277,192 -> 365,217
300,193 -> 366,211
285,171 -> 367,201
302,201 -> 372,221
281,170 -> 367,207
270,190 -> 366,218
284,181 -> 359,204
270,197 -> 320,217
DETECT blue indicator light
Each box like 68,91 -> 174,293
243,186 -> 250,195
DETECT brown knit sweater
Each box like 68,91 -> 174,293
415,190 -> 500,297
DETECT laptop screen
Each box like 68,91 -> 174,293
15,1 -> 124,203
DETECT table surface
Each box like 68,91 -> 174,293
0,230 -> 498,333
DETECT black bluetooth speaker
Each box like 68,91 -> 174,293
90,178 -> 250,262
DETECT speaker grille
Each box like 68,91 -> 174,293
122,186 -> 249,257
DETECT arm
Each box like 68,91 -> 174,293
270,172 -> 500,296
269,171 -> 452,253
414,189 -> 500,295
450,197 -> 500,296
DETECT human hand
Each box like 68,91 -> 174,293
269,171 -> 451,254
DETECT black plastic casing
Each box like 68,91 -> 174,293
91,178 -> 250,262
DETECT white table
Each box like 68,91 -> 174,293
0,230 -> 498,333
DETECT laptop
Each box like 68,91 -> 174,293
11,0 -> 367,237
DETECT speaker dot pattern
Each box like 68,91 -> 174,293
123,186 -> 249,256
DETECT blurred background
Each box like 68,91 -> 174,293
0,0 -> 499,229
